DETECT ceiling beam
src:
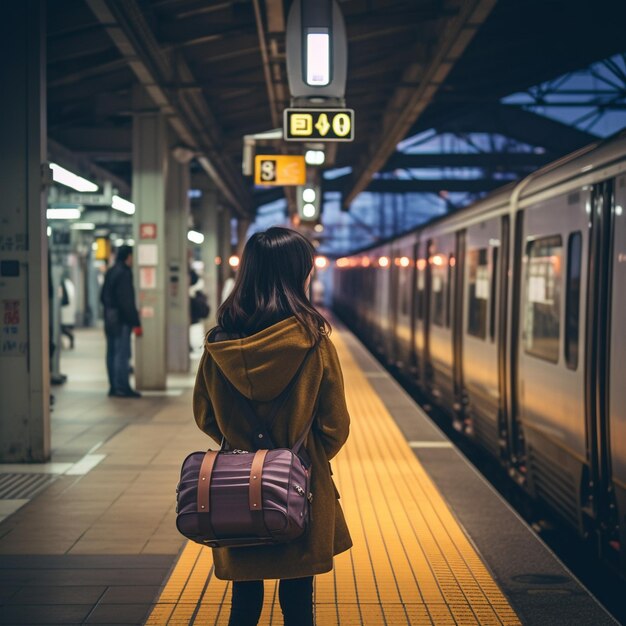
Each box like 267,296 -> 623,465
85,0 -> 252,216
343,0 -> 499,208
382,152 -> 551,170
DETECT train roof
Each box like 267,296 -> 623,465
339,129 -> 626,257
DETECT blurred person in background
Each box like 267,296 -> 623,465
60,273 -> 76,349
100,245 -> 142,398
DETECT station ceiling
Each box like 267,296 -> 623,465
47,0 -> 626,217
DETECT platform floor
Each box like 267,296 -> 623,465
146,330 -> 520,626
0,324 -> 616,625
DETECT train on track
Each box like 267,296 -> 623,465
333,131 -> 626,576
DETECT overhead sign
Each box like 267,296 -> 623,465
254,154 -> 306,186
284,108 -> 354,142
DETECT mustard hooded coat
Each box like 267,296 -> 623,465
192,317 -> 352,580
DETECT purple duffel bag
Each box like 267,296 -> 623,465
176,346 -> 316,548
176,447 -> 312,548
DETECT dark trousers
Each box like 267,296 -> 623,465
61,325 -> 74,348
105,325 -> 132,392
228,576 -> 314,626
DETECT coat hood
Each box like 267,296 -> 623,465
204,317 -> 314,402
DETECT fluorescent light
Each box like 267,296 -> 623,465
114,238 -> 124,247
305,150 -> 325,165
111,195 -> 135,215
187,230 -> 205,244
315,256 -> 328,269
306,32 -> 330,86
229,255 -> 240,268
302,203 -> 316,218
126,238 -> 135,246
47,208 -> 81,220
70,222 -> 96,230
47,226 -> 52,237
302,188 -> 316,203
49,163 -> 98,192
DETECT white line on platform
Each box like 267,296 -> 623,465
65,454 -> 106,475
408,441 -> 454,448
139,389 -> 184,397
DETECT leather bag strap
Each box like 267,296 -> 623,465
249,449 -> 270,538
197,450 -> 218,513
249,449 -> 268,511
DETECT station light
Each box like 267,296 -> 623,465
47,227 -> 52,237
112,195 -> 135,215
302,188 -> 316,203
229,255 -> 240,268
336,258 -> 349,268
47,207 -> 82,220
297,185 -> 321,222
306,32 -> 330,86
378,256 -> 389,268
315,256 -> 328,269
49,163 -> 98,193
187,230 -> 205,245
70,222 -> 96,230
314,223 -> 324,233
215,256 -> 222,266
114,238 -> 124,247
400,256 -> 410,267
305,150 -> 325,165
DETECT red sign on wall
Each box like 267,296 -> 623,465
140,223 -> 157,239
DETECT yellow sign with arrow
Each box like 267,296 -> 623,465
284,108 -> 355,142
254,154 -> 307,186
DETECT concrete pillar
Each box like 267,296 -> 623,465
165,158 -> 190,373
199,189 -> 220,327
132,91 -> 168,390
0,1 -> 50,461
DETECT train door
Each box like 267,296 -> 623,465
374,245 -> 392,357
414,238 -> 428,388
462,217 -> 503,458
393,238 -> 415,371
517,190 -> 590,532
603,174 -> 625,572
426,233 -> 456,416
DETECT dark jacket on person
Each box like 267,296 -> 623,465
100,262 -> 140,328
193,316 -> 352,580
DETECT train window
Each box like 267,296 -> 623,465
432,254 -> 447,327
467,248 -> 488,339
490,247 -> 498,342
565,232 -> 582,370
523,235 -> 563,363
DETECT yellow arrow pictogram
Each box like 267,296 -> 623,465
315,113 -> 331,137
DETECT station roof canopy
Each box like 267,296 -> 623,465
47,0 -> 626,216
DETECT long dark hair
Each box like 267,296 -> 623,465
217,227 -> 330,342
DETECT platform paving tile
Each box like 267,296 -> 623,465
0,604 -> 93,624
6,586 -> 106,606
84,603 -> 151,624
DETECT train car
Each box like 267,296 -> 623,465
333,131 -> 626,576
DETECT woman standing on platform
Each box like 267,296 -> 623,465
193,227 -> 352,626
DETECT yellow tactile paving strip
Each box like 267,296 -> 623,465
145,331 -> 522,625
